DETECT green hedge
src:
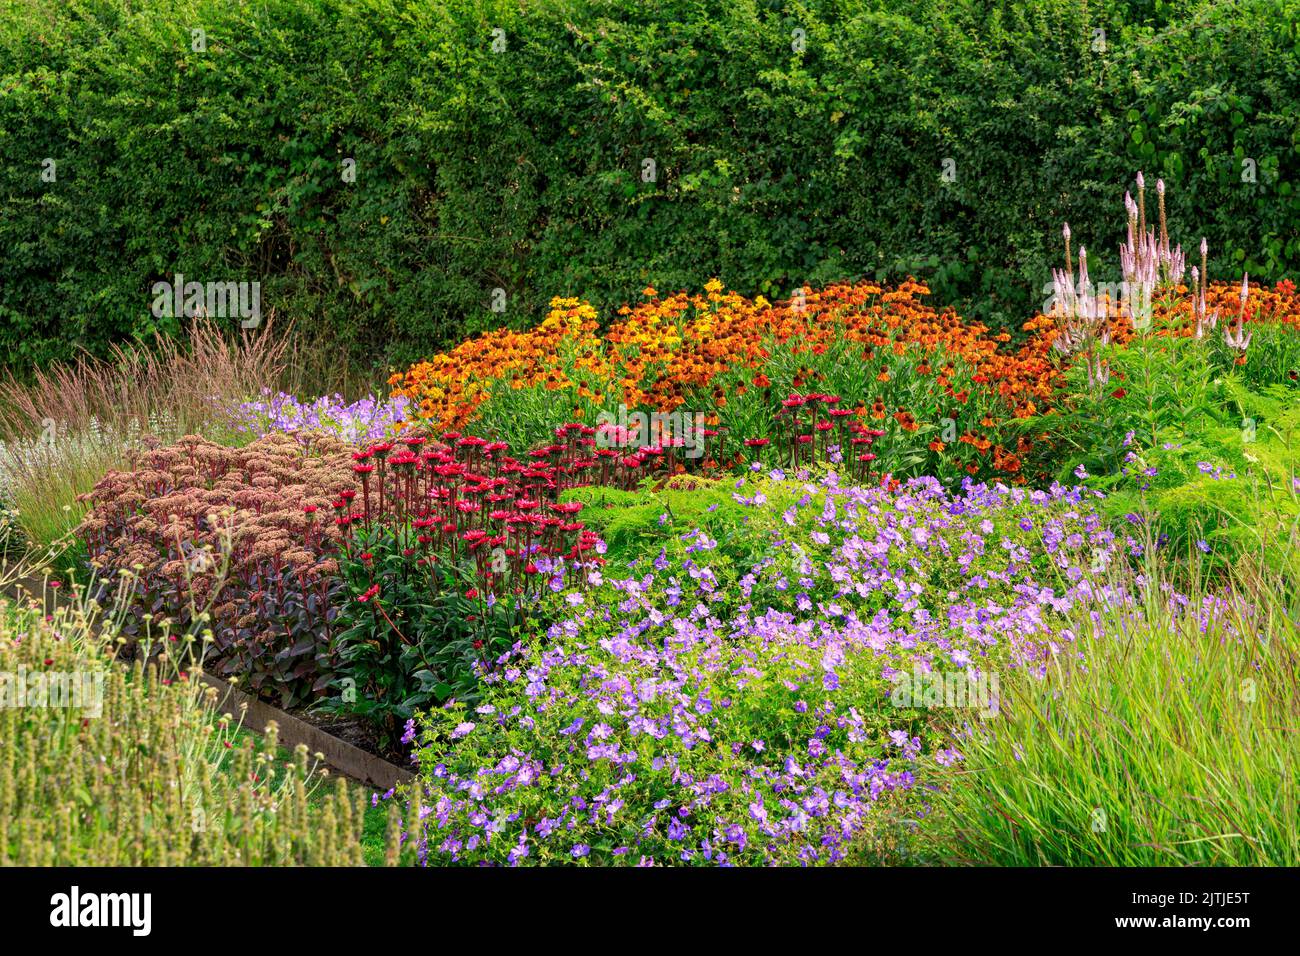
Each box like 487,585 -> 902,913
3,0 -> 1298,372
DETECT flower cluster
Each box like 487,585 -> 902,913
233,390 -> 411,444
389,282 -> 1061,476
329,420 -> 716,598
745,391 -> 887,479
77,433 -> 357,707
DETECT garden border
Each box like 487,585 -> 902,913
199,673 -> 413,791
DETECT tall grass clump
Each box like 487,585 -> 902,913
0,583 -> 388,865
0,320 -> 291,563
935,558 -> 1299,866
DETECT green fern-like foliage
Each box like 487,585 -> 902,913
1088,379 -> 1299,573
562,475 -> 800,573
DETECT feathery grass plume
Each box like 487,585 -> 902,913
0,318 -> 291,560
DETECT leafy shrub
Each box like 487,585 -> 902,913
321,429 -> 609,742
328,520 -> 526,744
1031,288 -> 1300,570
1081,378 -> 1300,573
560,473 -> 778,570
5,0 -> 1298,370
72,418 -> 673,730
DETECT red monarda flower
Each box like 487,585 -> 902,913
465,588 -> 479,600
358,584 -> 380,603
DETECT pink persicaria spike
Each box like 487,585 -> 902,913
1191,266 -> 1206,338
1224,321 -> 1251,352
1156,178 -> 1164,195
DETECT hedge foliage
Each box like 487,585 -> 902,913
3,0 -> 1298,370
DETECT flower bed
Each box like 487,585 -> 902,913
395,470 -> 1210,865
390,278 -> 1300,486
